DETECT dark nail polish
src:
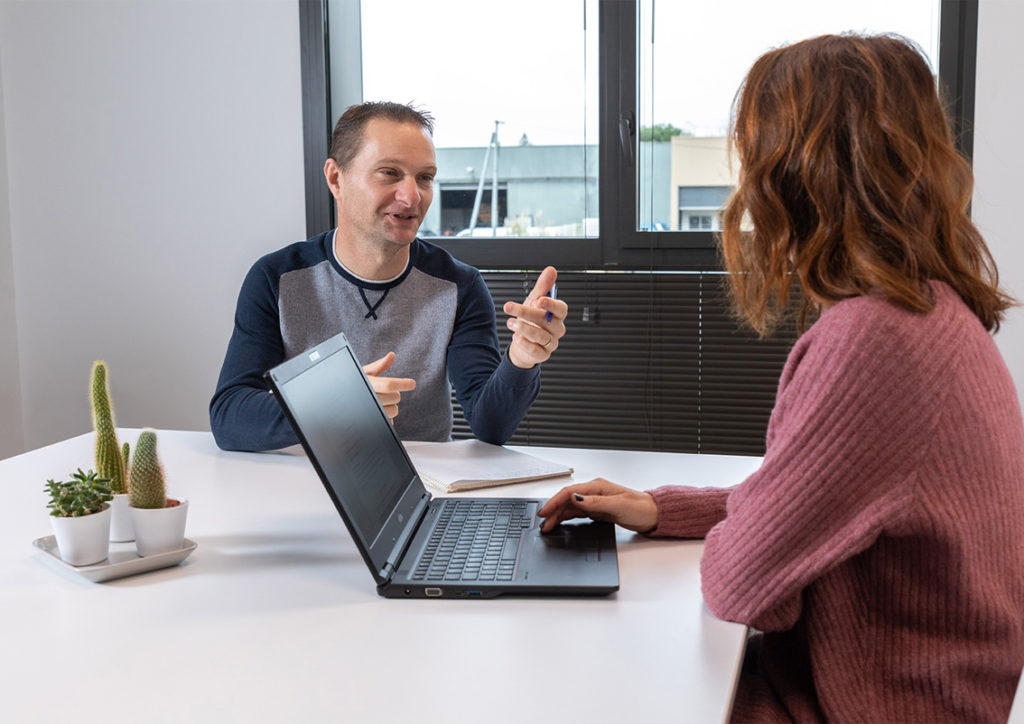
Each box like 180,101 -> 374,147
573,493 -> 584,502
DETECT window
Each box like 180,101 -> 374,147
679,186 -> 730,232
636,0 -> 941,242
439,187 -> 507,238
302,0 -> 973,272
298,0 -> 978,454
322,0 -> 599,259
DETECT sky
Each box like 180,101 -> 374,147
356,0 -> 940,148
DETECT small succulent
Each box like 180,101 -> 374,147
45,469 -> 113,517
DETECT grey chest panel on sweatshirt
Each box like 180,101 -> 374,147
278,262 -> 458,442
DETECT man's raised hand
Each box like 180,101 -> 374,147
502,266 -> 567,369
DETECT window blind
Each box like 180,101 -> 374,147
451,271 -> 797,456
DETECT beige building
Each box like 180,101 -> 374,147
669,136 -> 738,231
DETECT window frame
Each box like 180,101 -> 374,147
298,0 -> 978,272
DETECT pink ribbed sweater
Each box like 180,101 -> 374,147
648,282 -> 1024,722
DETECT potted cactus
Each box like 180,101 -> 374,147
128,429 -> 188,556
90,360 -> 133,542
45,469 -> 113,565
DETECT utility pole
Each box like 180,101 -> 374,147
491,119 -> 500,236
468,120 -> 503,235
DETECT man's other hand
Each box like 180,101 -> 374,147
362,352 -> 416,423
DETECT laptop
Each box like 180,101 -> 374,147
264,331 -> 619,599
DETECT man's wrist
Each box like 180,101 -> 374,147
507,344 -> 536,370
497,351 -> 541,384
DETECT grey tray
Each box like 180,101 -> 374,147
33,536 -> 197,582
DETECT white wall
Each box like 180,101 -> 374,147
0,0 -> 306,454
974,0 -> 1024,411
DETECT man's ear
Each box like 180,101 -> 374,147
323,157 -> 343,199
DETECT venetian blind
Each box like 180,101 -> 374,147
451,271 -> 797,456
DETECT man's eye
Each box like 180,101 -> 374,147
420,176 -> 435,184
380,169 -> 398,177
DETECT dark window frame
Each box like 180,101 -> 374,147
298,0 -> 332,241
299,0 -> 977,272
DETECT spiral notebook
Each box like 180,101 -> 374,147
404,439 -> 573,493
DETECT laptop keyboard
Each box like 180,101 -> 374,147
412,499 -> 533,582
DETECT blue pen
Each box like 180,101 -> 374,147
545,284 -> 557,323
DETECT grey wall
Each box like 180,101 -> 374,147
974,0 -> 1024,411
0,47 -> 25,459
0,0 -> 307,454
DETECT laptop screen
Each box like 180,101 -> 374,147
274,343 -> 417,548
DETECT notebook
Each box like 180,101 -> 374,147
264,331 -> 619,599
406,439 -> 573,493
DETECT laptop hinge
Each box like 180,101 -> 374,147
380,493 -> 431,582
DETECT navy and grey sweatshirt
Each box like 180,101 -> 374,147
210,231 -> 540,451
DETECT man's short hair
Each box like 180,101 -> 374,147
328,101 -> 435,170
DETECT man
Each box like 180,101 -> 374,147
210,102 -> 566,452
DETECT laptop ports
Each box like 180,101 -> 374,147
424,587 -> 443,597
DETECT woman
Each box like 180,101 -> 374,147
538,34 -> 1024,722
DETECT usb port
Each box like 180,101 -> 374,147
424,587 -> 443,597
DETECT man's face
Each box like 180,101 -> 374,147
328,118 -> 437,250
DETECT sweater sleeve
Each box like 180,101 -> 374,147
446,271 -> 540,445
646,485 -> 734,538
699,304 -> 946,633
208,261 -> 298,452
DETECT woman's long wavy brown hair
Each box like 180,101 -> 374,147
720,33 -> 1015,336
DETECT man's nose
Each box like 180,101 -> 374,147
394,176 -> 421,206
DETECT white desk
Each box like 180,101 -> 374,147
0,430 -> 761,724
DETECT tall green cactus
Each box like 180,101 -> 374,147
129,429 -> 167,509
90,361 -> 127,494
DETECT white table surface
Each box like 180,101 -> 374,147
1,430 -> 762,724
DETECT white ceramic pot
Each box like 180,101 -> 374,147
50,503 -> 112,566
109,493 -> 135,542
130,499 -> 189,557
